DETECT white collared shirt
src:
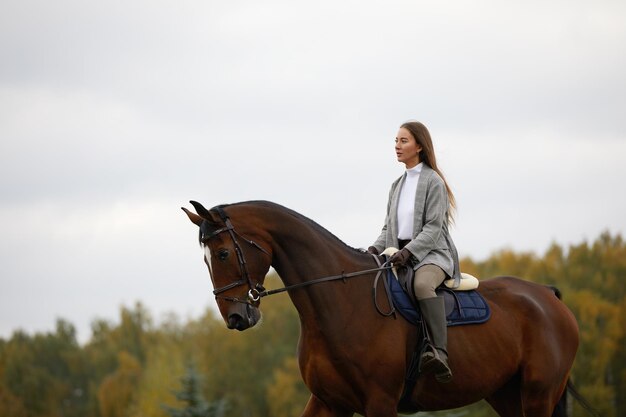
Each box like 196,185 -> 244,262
397,163 -> 423,240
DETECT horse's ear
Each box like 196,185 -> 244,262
189,200 -> 212,219
182,207 -> 203,226
183,201 -> 217,226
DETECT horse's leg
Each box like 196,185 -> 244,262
520,388 -> 562,417
485,374 -> 524,417
517,355 -> 570,417
519,336 -> 572,416
300,395 -> 353,417
363,395 -> 399,417
519,376 -> 567,417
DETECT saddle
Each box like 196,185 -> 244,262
377,249 -> 490,326
387,269 -> 491,326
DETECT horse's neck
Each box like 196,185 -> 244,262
266,211 -> 374,329
268,211 -> 367,282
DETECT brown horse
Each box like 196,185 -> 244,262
182,200 -> 579,417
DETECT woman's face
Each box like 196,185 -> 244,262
395,127 -> 422,168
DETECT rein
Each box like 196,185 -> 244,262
204,207 -> 396,316
258,265 -> 393,297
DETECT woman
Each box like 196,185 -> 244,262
368,121 -> 461,384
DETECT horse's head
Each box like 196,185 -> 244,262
182,201 -> 273,331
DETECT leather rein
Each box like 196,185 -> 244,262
203,207 -> 396,316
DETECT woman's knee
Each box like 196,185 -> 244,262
413,265 -> 445,300
413,281 -> 437,300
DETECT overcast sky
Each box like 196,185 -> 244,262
1,0 -> 625,343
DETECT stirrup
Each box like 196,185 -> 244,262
420,347 -> 452,383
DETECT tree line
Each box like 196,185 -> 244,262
0,231 -> 623,417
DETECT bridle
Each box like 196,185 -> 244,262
202,206 -> 395,316
201,206 -> 270,305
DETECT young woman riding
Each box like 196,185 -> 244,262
368,121 -> 461,383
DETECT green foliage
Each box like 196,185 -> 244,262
0,320 -> 87,417
266,357 -> 310,417
0,382 -> 28,417
0,232 -> 623,416
130,317 -> 187,417
163,363 -> 227,417
97,351 -> 142,417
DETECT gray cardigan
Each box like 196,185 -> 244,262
372,164 -> 461,286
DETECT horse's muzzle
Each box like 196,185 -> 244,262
226,305 -> 260,331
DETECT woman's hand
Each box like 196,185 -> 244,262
389,248 -> 411,266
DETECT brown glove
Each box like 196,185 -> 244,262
389,248 -> 412,266
367,246 -> 379,255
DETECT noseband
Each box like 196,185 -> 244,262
201,206 -> 270,305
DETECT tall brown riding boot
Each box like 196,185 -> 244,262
418,296 -> 453,383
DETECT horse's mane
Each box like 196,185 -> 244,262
216,200 -> 366,255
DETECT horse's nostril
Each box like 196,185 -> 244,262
227,313 -> 246,330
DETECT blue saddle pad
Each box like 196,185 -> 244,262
387,270 -> 490,327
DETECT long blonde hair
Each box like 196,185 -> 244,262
400,121 -> 456,224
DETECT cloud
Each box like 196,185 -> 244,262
1,0 -> 625,341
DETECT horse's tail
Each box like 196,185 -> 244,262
552,379 -> 602,417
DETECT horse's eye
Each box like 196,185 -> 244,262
217,249 -> 229,261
